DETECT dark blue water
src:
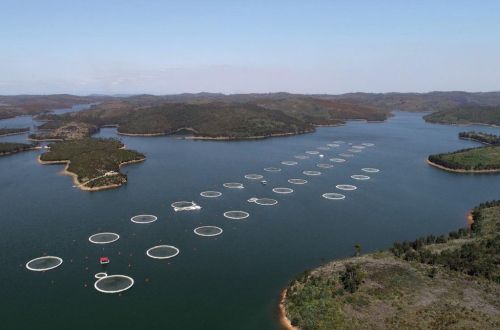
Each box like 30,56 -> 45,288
0,112 -> 498,329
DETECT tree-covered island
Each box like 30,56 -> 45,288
38,138 -> 145,191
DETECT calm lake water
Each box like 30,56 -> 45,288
0,111 -> 499,329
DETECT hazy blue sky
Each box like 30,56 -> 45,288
1,0 -> 499,94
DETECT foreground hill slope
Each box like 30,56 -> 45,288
282,201 -> 500,329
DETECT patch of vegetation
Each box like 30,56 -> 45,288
459,131 -> 500,145
0,142 -> 38,156
424,105 -> 500,126
254,96 -> 388,125
29,122 -> 97,141
39,138 -> 145,190
428,146 -> 500,171
284,201 -> 500,329
0,127 -> 30,136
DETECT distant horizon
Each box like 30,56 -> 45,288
2,89 -> 500,97
0,89 -> 500,97
1,1 -> 499,94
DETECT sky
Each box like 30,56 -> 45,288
0,0 -> 499,95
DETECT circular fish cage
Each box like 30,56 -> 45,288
26,256 -> 63,272
94,275 -> 134,294
88,232 -> 120,245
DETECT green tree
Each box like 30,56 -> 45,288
354,243 -> 362,256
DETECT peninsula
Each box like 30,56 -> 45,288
428,146 -> 500,173
427,131 -> 500,173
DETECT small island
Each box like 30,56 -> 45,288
0,142 -> 40,157
280,201 -> 500,329
0,127 -> 30,137
38,138 -> 145,191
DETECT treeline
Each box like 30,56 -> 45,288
390,200 -> 500,282
459,131 -> 500,145
0,127 -> 30,136
0,142 -> 38,156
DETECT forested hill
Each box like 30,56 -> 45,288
2,92 -> 500,134
424,105 -> 500,126
33,97 -> 390,139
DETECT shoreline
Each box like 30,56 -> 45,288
117,128 -> 315,140
425,120 -> 500,128
117,131 -> 167,137
0,130 -> 30,137
37,155 -> 145,191
27,137 -> 64,142
426,159 -> 500,174
313,123 -> 344,127
185,129 -> 315,141
459,136 -> 496,146
278,289 -> 296,330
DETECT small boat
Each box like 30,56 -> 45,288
319,154 -> 324,158
260,180 -> 268,185
100,257 -> 110,265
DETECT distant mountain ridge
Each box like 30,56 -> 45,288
2,92 -> 500,135
2,91 -> 500,116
